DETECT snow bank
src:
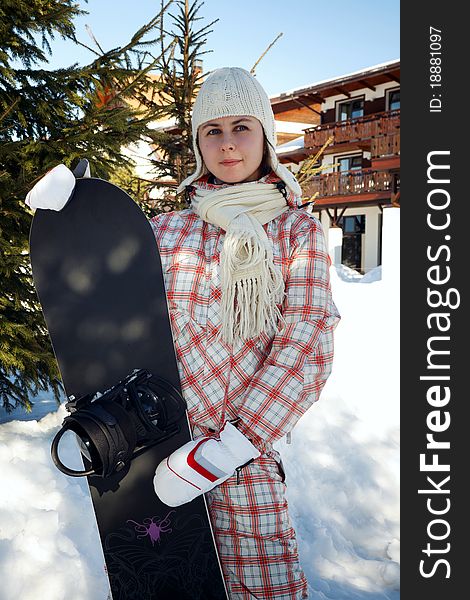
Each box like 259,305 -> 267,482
0,409 -> 110,600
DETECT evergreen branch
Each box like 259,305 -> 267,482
85,24 -> 106,55
0,97 -> 20,124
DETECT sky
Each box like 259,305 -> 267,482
0,208 -> 400,598
40,0 -> 400,96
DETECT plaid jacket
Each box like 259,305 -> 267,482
150,175 -> 340,456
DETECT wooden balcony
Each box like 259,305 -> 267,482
304,109 -> 400,150
303,169 -> 400,207
371,131 -> 400,158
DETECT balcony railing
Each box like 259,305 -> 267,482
303,169 -> 400,199
304,109 -> 400,150
371,131 -> 400,158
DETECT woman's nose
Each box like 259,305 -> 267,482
220,135 -> 235,151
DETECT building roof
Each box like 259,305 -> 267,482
270,59 -> 400,114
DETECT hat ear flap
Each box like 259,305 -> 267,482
265,142 -> 302,198
176,133 -> 206,194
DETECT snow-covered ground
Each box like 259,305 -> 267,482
0,224 -> 399,599
282,262 -> 400,600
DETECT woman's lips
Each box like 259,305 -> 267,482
220,160 -> 241,166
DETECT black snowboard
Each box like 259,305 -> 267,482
29,177 -> 228,600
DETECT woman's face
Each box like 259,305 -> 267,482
197,115 -> 265,184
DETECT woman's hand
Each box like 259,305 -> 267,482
25,159 -> 91,211
153,421 -> 260,507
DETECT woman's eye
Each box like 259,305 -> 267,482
206,124 -> 248,136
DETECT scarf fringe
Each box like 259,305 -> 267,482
219,227 -> 286,345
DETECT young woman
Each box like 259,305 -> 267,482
26,67 -> 340,599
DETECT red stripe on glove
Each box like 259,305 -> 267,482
187,438 -> 219,482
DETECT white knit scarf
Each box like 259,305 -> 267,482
190,180 -> 289,345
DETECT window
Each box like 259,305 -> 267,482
339,215 -> 366,234
388,89 -> 400,111
338,215 -> 366,271
337,155 -> 362,172
337,98 -> 364,121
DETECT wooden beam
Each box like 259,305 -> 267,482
386,73 -> 400,84
306,92 -> 325,103
358,79 -> 376,92
312,191 -> 393,208
332,86 -> 351,98
324,206 -> 347,226
293,98 -> 322,116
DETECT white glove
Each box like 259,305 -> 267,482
25,160 -> 90,211
153,421 -> 260,507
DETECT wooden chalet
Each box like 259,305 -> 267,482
271,60 -> 400,274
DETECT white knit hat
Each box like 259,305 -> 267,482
176,67 -> 302,197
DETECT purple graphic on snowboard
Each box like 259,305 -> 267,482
127,510 -> 176,546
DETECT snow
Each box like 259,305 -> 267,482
279,262 -> 400,599
276,135 -> 305,155
0,244 -> 399,600
275,121 -> 312,135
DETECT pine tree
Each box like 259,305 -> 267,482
143,0 -> 218,213
0,0 -> 173,412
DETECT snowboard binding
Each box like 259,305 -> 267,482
51,369 -> 187,478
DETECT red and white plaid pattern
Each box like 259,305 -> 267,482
150,173 -> 340,599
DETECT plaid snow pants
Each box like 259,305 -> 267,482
206,453 -> 308,599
